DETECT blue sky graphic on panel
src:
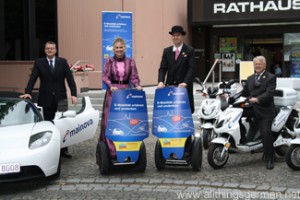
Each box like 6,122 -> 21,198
106,89 -> 149,142
152,87 -> 194,138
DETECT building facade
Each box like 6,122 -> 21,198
189,0 -> 300,81
0,0 -> 190,92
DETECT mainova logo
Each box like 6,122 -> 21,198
62,119 -> 94,143
214,0 -> 300,14
126,92 -> 143,99
116,14 -> 131,19
167,90 -> 184,97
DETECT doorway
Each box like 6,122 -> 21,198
244,36 -> 283,74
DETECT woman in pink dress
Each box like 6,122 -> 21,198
96,37 -> 142,164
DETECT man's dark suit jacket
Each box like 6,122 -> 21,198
241,71 -> 276,119
25,57 -> 77,107
158,44 -> 196,113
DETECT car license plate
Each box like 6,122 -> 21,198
0,163 -> 21,174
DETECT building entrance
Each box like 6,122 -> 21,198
244,36 -> 283,74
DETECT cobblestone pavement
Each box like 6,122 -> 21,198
1,129 -> 300,200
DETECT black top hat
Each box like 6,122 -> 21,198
169,25 -> 186,35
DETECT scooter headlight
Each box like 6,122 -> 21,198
215,117 -> 231,128
29,131 -> 53,149
202,106 -> 216,116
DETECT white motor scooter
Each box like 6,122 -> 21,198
196,78 -> 236,149
285,110 -> 300,170
207,87 -> 298,169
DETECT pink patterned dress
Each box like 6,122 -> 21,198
96,56 -> 140,163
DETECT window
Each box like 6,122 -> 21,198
0,0 -> 57,61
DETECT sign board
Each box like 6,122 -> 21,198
239,61 -> 254,83
102,12 -> 132,89
152,87 -> 194,159
106,89 -> 149,162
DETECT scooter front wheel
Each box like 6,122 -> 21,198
191,138 -> 203,171
154,140 -> 166,170
207,144 -> 229,169
285,144 -> 300,170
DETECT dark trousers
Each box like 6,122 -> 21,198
258,118 -> 274,161
42,96 -> 69,154
240,107 -> 274,161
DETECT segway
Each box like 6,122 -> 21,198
152,87 -> 202,171
98,89 -> 149,174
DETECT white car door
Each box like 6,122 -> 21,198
53,97 -> 100,148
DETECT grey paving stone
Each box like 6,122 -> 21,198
109,178 -> 122,184
256,185 -> 271,191
121,178 -> 135,183
135,178 -> 150,183
270,187 -> 287,193
184,180 -> 198,185
223,183 -> 240,188
149,179 -> 163,184
239,184 -> 257,189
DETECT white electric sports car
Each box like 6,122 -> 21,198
0,93 -> 99,182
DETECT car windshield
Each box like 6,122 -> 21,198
0,98 -> 41,127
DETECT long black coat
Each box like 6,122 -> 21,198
25,57 -> 77,107
158,44 -> 196,113
241,71 -> 276,119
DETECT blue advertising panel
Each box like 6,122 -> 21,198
290,45 -> 300,78
102,12 -> 132,89
152,87 -> 194,159
106,89 -> 148,162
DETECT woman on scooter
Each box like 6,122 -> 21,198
240,55 -> 276,170
96,37 -> 143,163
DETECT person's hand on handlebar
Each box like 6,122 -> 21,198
111,86 -> 118,92
178,83 -> 187,88
157,82 -> 165,88
249,97 -> 259,104
19,94 -> 32,100
136,86 -> 143,90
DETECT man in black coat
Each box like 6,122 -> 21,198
157,25 -> 196,113
240,55 -> 276,170
20,41 -> 78,158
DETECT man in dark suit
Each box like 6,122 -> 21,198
240,55 -> 276,170
20,41 -> 78,158
158,25 -> 196,113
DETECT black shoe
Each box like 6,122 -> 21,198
266,160 -> 274,170
61,151 -> 72,159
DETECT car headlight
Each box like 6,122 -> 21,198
29,131 -> 53,149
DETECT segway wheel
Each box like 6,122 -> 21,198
154,140 -> 166,170
191,138 -> 203,171
98,141 -> 110,174
207,143 -> 229,169
202,129 -> 212,149
135,142 -> 147,172
285,144 -> 300,170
